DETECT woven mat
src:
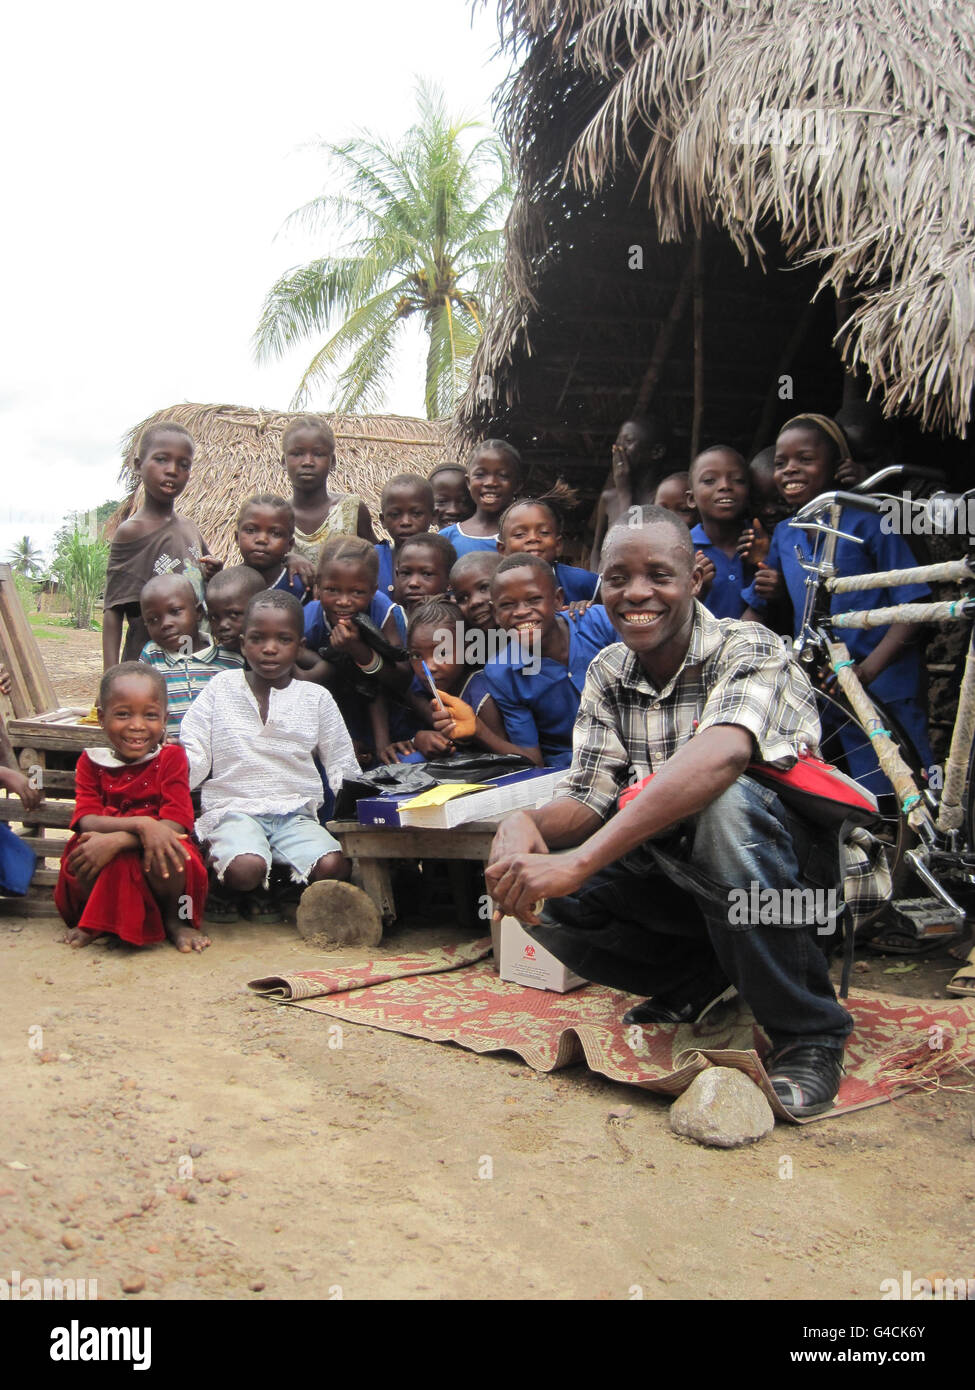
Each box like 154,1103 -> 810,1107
248,938 -> 975,1124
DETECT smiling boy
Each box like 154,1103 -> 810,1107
486,507 -> 884,1118
483,555 -> 618,769
179,591 -> 359,914
139,574 -> 244,736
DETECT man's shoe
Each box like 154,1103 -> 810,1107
765,1043 -> 844,1117
622,980 -> 737,1027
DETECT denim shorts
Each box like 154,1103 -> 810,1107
206,811 -> 341,886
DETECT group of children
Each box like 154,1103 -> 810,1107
48,405 -> 931,953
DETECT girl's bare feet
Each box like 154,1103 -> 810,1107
165,922 -> 211,953
60,927 -> 98,948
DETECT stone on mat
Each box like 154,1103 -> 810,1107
669,1066 -> 775,1148
296,881 -> 382,946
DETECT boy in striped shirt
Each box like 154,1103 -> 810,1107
138,574 -> 243,737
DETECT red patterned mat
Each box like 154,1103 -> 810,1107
248,938 -> 975,1124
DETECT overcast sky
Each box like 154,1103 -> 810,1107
1,1 -> 510,564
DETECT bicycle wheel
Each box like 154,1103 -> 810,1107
815,689 -> 924,925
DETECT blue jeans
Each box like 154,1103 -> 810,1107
534,776 -> 853,1050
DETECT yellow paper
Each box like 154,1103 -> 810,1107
397,782 -> 485,810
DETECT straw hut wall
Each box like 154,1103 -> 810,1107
113,404 -> 454,559
456,0 -> 975,498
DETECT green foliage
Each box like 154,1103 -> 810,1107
254,80 -> 511,419
51,529 -> 108,630
6,536 -> 44,577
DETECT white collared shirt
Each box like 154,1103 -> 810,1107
179,670 -> 359,838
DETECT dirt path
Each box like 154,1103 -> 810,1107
2,626 -> 972,1301
1,916 -> 973,1302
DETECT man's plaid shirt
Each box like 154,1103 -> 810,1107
558,602 -> 891,922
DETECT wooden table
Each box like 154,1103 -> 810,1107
327,818 -> 499,929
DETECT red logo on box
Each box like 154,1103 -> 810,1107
523,944 -> 535,959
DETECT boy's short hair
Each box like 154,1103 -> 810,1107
99,661 -> 167,710
688,446 -> 745,484
243,590 -> 304,638
380,474 -> 435,510
493,553 -> 559,590
236,493 -> 295,530
206,565 -> 267,604
449,550 -> 501,588
317,534 -> 379,583
136,420 -> 194,460
396,533 -> 457,575
407,598 -> 464,643
281,414 -> 336,454
139,572 -> 199,612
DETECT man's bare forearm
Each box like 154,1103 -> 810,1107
572,726 -> 752,881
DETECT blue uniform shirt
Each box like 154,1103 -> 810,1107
690,523 -> 749,620
304,590 -> 407,649
270,568 -> 309,603
374,540 -> 397,598
482,604 -> 620,768
740,507 -> 929,708
553,562 -> 600,603
437,522 -> 499,559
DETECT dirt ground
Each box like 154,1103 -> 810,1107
1,627 -> 973,1301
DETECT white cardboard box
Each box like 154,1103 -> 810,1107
490,912 -> 587,993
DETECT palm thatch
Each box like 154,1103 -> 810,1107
113,404 -> 453,558
458,0 -> 975,458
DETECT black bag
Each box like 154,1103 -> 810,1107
332,752 -> 534,819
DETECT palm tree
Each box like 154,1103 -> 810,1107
254,81 -> 511,419
6,536 -> 44,578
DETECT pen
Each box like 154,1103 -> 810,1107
420,660 -> 446,711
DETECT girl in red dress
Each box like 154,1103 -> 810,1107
56,662 -> 210,951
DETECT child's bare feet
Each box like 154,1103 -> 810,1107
948,926 -> 973,961
60,926 -> 98,948
166,922 -> 211,953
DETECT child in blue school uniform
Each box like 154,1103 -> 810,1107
374,474 -> 436,599
497,496 -> 600,604
236,494 -> 310,602
401,599 -> 526,760
298,535 -> 411,764
687,446 -> 757,620
438,440 -> 523,558
483,554 -> 620,769
741,413 -> 932,773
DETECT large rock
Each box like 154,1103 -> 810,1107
669,1066 -> 775,1148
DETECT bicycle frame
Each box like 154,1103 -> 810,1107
787,489 -> 975,917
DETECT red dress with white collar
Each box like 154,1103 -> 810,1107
54,744 -> 208,945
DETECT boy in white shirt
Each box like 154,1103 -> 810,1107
180,591 -> 359,915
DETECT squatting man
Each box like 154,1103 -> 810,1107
486,508 -> 858,1117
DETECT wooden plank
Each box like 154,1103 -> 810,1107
6,723 -> 107,753
330,828 -> 497,861
31,868 -> 60,886
0,565 -> 58,713
0,895 -> 61,918
0,799 -> 74,828
16,836 -> 69,856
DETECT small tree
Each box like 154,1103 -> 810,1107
6,536 -> 44,577
53,530 -> 108,630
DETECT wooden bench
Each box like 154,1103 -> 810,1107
327,819 -> 499,932
0,564 -> 106,916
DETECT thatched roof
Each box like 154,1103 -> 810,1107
458,0 -> 975,450
113,404 -> 454,558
